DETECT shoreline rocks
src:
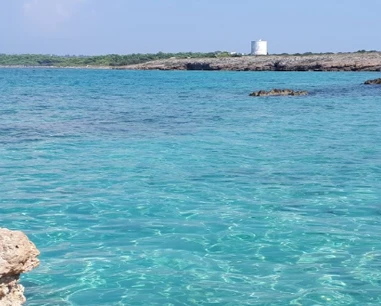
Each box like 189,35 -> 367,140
0,228 -> 40,306
1,52 -> 381,72
249,89 -> 308,97
364,78 -> 381,84
119,52 -> 381,72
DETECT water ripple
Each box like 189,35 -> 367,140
1,69 -> 381,305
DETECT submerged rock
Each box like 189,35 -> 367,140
249,89 -> 308,97
364,78 -> 381,85
0,228 -> 40,306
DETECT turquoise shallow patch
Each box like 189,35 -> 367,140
1,69 -> 381,305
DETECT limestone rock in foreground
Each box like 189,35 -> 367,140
0,228 -> 40,306
249,89 -> 308,97
364,78 -> 381,85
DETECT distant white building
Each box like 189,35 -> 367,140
251,40 -> 268,55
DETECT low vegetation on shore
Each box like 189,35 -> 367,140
0,52 -> 231,67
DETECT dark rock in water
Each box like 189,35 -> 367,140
186,63 -> 219,70
249,89 -> 308,97
364,78 -> 381,85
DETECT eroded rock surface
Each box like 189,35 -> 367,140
119,52 -> 381,72
0,228 -> 40,306
249,89 -> 308,97
364,78 -> 381,84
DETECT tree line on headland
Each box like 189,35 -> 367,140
0,50 -> 378,67
0,52 -> 220,67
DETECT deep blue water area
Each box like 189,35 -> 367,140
1,69 -> 381,305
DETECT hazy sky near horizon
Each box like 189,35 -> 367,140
0,0 -> 380,55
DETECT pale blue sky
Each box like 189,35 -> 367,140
0,0 -> 379,55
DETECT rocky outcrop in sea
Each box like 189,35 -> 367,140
249,89 -> 308,97
364,78 -> 381,84
0,228 -> 40,306
119,52 -> 381,72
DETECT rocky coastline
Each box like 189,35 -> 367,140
118,52 -> 381,72
1,53 -> 381,72
0,228 -> 40,306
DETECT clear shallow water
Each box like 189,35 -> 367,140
1,69 -> 381,305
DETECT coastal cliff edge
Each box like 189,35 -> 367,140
0,228 -> 40,306
117,52 -> 381,71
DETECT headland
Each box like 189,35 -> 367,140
118,52 -> 381,72
0,52 -> 381,71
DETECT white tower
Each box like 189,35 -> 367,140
251,40 -> 268,55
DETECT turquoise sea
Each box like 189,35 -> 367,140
1,69 -> 381,306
